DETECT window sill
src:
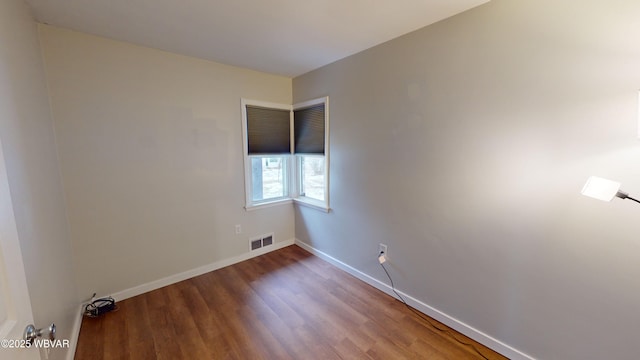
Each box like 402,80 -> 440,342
245,199 -> 292,212
245,197 -> 330,213
294,198 -> 330,213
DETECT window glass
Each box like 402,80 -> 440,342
251,156 -> 286,202
300,156 -> 325,201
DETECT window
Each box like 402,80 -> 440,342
241,100 -> 291,207
293,98 -> 329,210
241,97 -> 329,211
298,155 -> 325,201
250,156 -> 288,202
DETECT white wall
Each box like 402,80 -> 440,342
38,25 -> 294,299
0,2 -> 79,360
293,0 -> 640,359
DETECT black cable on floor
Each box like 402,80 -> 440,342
379,259 -> 491,360
83,293 -> 119,318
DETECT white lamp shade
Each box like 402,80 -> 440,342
581,176 -> 621,202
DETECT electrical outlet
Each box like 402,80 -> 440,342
379,243 -> 387,256
235,224 -> 242,234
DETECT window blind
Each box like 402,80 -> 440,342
294,104 -> 325,154
246,105 -> 291,154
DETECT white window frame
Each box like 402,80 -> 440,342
293,97 -> 330,212
241,99 -> 293,210
241,97 -> 329,212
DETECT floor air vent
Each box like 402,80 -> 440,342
249,233 -> 274,251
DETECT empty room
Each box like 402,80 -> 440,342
1,0 -> 640,359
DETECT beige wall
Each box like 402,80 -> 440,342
39,25 -> 294,299
294,0 -> 640,359
0,1 -> 79,360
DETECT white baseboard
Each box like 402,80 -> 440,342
109,238 -> 295,302
294,239 -> 535,360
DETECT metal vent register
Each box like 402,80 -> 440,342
250,233 -> 274,251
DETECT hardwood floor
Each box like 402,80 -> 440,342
75,245 -> 507,359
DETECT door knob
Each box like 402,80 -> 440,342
23,323 -> 56,344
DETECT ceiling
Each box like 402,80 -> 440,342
25,0 -> 489,77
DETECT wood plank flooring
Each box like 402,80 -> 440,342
75,245 -> 508,359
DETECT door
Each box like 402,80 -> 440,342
0,140 -> 39,360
